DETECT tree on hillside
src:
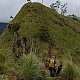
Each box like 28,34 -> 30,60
50,0 -> 68,15
50,0 -> 61,11
67,14 -> 80,21
56,0 -> 61,11
61,3 -> 68,15
50,3 -> 56,11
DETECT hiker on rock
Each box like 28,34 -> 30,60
49,55 -> 56,77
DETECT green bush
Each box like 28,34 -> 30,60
60,63 -> 80,80
12,22 -> 20,32
0,49 -> 15,74
38,26 -> 50,42
0,75 -> 9,80
60,63 -> 75,80
8,54 -> 49,80
41,49 -> 49,61
73,65 -> 80,80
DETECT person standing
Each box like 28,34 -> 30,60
49,55 -> 56,77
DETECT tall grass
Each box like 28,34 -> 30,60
60,62 -> 80,80
1,53 -> 49,80
0,75 -> 9,80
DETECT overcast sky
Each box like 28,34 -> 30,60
0,0 -> 80,22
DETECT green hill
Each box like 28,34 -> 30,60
0,2 -> 80,80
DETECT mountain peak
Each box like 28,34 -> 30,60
0,2 -> 80,66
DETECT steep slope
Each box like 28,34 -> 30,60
0,2 -> 80,67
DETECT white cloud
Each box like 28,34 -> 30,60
0,0 -> 26,22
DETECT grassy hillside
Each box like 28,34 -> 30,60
0,2 -> 80,80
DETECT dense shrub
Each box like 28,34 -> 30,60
73,65 -> 80,80
60,63 -> 74,80
6,54 -> 49,80
12,23 -> 20,32
38,26 -> 50,42
0,49 -> 15,74
0,75 -> 9,80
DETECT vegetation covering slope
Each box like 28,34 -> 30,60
0,2 -> 80,80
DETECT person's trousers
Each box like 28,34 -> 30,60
49,67 -> 56,77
